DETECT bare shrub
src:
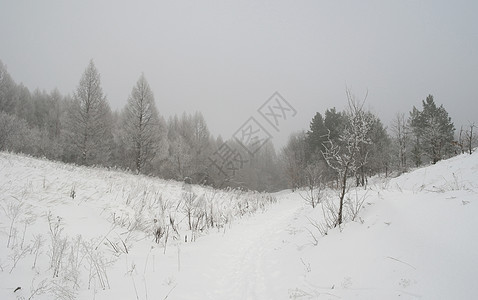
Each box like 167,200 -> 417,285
27,278 -> 50,300
9,245 -> 31,273
47,213 -> 68,278
49,280 -> 77,300
182,191 -> 197,231
321,197 -> 339,230
2,199 -> 24,248
82,240 -> 112,290
345,189 -> 368,222
300,163 -> 326,208
31,234 -> 45,269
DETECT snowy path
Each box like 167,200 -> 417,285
173,195 -> 304,299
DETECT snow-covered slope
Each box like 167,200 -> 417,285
0,153 -> 276,299
1,151 -> 477,299
284,153 -> 478,299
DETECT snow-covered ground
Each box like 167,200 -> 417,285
1,151 -> 477,299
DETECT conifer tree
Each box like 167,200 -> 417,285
409,95 -> 454,164
64,60 -> 113,165
122,73 -> 166,173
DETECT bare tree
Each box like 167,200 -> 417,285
391,113 -> 409,172
322,90 -> 372,226
64,60 -> 113,165
464,122 -> 477,155
300,162 -> 325,208
122,74 -> 166,173
162,112 -> 213,181
168,134 -> 192,179
189,112 -> 212,176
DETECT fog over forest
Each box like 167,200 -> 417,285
1,1 -> 477,191
1,1 -> 477,146
1,57 -> 476,192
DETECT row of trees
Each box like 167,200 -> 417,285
281,90 -> 472,226
0,59 -> 282,191
391,94 -> 476,171
1,58 -> 476,193
281,91 -> 391,192
281,90 -> 474,196
0,60 -> 163,169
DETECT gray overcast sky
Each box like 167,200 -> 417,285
1,0 -> 477,147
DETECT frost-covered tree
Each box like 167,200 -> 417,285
358,113 -> 391,182
0,111 -> 30,152
454,123 -> 478,156
322,90 -> 372,226
307,112 -> 327,158
31,89 -> 50,130
391,113 -> 410,172
122,74 -> 167,173
280,131 -> 309,190
409,95 -> 454,164
28,89 -> 65,160
64,60 -> 113,165
305,108 -> 347,185
463,123 -> 478,154
0,60 -> 16,114
163,115 -> 193,179
409,106 -> 423,167
300,161 -> 326,208
0,112 -> 19,151
13,83 -> 33,125
189,112 -> 212,176
168,134 -> 192,179
323,108 -> 346,147
162,112 -> 213,181
45,89 -> 65,140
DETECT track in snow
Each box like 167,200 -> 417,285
172,195 -> 305,300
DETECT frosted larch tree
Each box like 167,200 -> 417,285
65,60 -> 113,165
122,73 -> 165,173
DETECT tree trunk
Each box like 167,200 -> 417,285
337,166 -> 348,226
81,130 -> 88,164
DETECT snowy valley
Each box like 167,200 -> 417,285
1,151 -> 477,299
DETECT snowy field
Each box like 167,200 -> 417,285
1,151 -> 477,299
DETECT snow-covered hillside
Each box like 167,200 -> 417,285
1,151 -> 477,299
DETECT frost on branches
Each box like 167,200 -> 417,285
321,90 -> 373,226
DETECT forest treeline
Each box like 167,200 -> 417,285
283,92 -> 476,192
0,59 -> 476,192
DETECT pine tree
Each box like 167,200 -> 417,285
306,112 -> 327,158
363,114 -> 391,178
323,108 -> 346,145
409,95 -> 454,164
